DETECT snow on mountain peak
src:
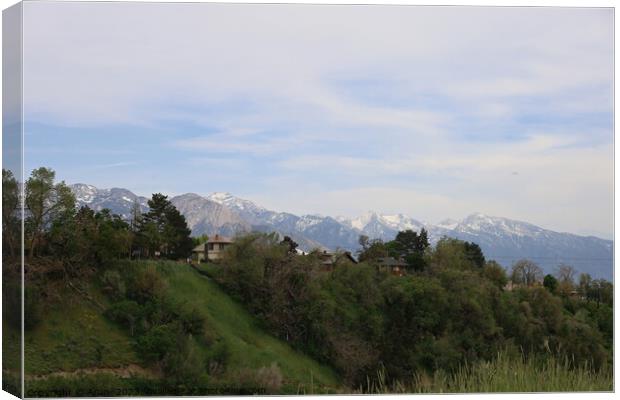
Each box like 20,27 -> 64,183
207,192 -> 234,204
380,213 -> 424,230
457,213 -> 543,237
350,211 -> 379,230
296,214 -> 325,230
437,218 -> 459,230
348,211 -> 424,232
71,183 -> 100,203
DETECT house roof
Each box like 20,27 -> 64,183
319,250 -> 358,265
192,243 -> 206,252
208,234 -> 233,244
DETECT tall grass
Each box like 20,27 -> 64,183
362,351 -> 613,394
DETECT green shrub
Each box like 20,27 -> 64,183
162,335 -> 206,386
206,339 -> 230,376
127,265 -> 168,304
100,270 -> 126,300
135,322 -> 180,364
3,280 -> 22,330
105,300 -> 142,336
174,302 -> 206,336
3,281 -> 42,331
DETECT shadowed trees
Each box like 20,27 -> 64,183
135,193 -> 194,259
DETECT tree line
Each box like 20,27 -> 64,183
2,167 -> 194,332
3,167 -> 193,268
210,232 -> 613,388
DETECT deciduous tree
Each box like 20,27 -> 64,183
510,259 -> 543,286
25,167 -> 75,258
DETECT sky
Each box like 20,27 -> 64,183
21,3 -> 613,238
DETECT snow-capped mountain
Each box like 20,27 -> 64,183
69,184 -> 613,280
342,210 -> 612,280
205,193 -> 359,250
339,211 -> 426,242
435,213 -> 613,281
70,183 -> 149,219
206,192 -> 273,225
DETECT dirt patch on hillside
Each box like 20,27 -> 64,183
26,363 -> 159,381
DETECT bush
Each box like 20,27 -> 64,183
4,281 -> 42,331
105,300 -> 142,336
162,335 -> 206,386
135,323 -> 180,364
206,340 -> 230,376
255,363 -> 283,393
174,302 -> 206,336
3,280 -> 22,330
128,265 -> 168,304
100,270 -> 126,300
231,363 -> 283,394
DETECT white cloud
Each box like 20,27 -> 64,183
21,3 -> 613,237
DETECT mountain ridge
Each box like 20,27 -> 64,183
69,184 -> 613,280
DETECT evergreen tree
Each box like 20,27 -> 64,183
280,236 -> 299,255
463,241 -> 485,268
543,274 -> 558,293
392,229 -> 430,271
138,193 -> 192,259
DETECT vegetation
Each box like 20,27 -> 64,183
360,350 -> 612,393
2,166 -> 613,395
7,260 -> 340,396
212,232 -> 613,391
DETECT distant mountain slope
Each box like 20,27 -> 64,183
71,184 -> 149,219
70,184 -> 613,280
170,193 -> 251,238
206,193 -> 359,250
437,213 -> 613,281
338,211 -> 613,280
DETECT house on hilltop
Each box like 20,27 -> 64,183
192,234 -> 234,262
376,257 -> 408,277
318,250 -> 358,270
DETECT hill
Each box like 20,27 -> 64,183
9,260 -> 340,397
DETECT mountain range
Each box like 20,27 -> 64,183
70,184 -> 614,280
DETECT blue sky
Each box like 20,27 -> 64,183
22,3 -> 613,238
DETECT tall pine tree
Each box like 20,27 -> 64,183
138,193 -> 193,259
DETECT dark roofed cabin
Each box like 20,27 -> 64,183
376,257 -> 408,276
319,250 -> 358,271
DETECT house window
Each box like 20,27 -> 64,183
208,243 -> 214,251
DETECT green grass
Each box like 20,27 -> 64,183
362,351 -> 613,394
19,287 -> 140,376
154,260 -> 341,393
19,260 -> 341,395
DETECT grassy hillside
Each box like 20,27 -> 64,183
11,259 -> 612,396
157,260 -> 340,392
14,260 -> 340,396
